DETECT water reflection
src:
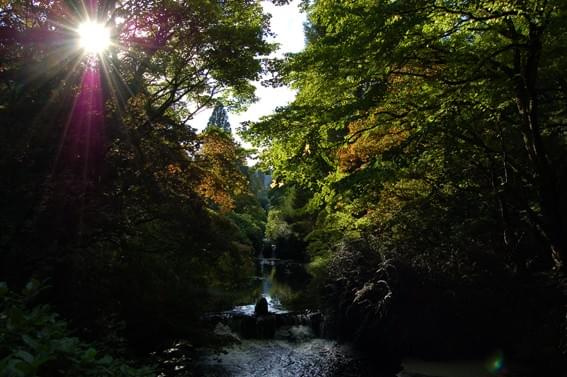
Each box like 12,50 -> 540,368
196,258 -> 399,377
227,257 -> 311,316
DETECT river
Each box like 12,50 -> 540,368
195,256 -> 400,377
167,257 -> 498,377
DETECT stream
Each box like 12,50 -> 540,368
159,257 -> 497,377
195,256 -> 399,377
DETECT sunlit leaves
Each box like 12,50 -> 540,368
196,128 -> 247,212
338,118 -> 410,173
245,0 -> 567,271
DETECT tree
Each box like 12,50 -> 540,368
207,104 -> 232,133
242,1 -> 567,362
196,128 -> 247,212
244,0 -> 567,273
0,0 -> 277,350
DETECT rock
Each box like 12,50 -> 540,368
240,316 -> 257,339
214,323 -> 240,343
254,297 -> 269,316
256,315 -> 276,338
307,311 -> 323,336
204,308 -> 323,340
238,314 -> 277,339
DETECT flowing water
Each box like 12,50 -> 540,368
224,258 -> 292,316
179,257 -> 497,377
194,256 -> 400,377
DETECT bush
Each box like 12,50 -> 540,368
0,280 -> 153,377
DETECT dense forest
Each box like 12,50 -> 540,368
1,0 -> 566,376
246,0 -> 567,372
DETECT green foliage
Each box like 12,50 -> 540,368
262,186 -> 313,261
227,212 -> 264,253
0,281 -> 153,377
206,209 -> 256,286
242,0 -> 567,361
244,0 -> 567,272
265,209 -> 292,241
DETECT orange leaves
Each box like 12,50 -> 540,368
166,163 -> 182,175
195,129 -> 247,212
338,115 -> 410,172
196,175 -> 236,212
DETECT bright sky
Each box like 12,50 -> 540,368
189,0 -> 306,139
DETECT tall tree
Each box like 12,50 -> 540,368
207,104 -> 232,133
196,127 -> 246,212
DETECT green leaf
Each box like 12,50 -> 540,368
83,347 -> 97,362
14,350 -> 34,364
98,355 -> 113,365
23,279 -> 39,294
21,335 -> 38,349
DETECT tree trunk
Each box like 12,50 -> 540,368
515,23 -> 567,272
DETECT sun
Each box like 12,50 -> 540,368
77,21 -> 111,55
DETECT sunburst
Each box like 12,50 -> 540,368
77,21 -> 111,55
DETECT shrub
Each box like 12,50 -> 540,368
0,280 -> 154,377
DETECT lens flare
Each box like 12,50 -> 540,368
77,21 -> 111,55
486,350 -> 506,375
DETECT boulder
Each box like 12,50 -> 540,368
240,316 -> 257,339
256,315 -> 276,338
237,314 -> 277,339
307,311 -> 323,336
254,297 -> 269,316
